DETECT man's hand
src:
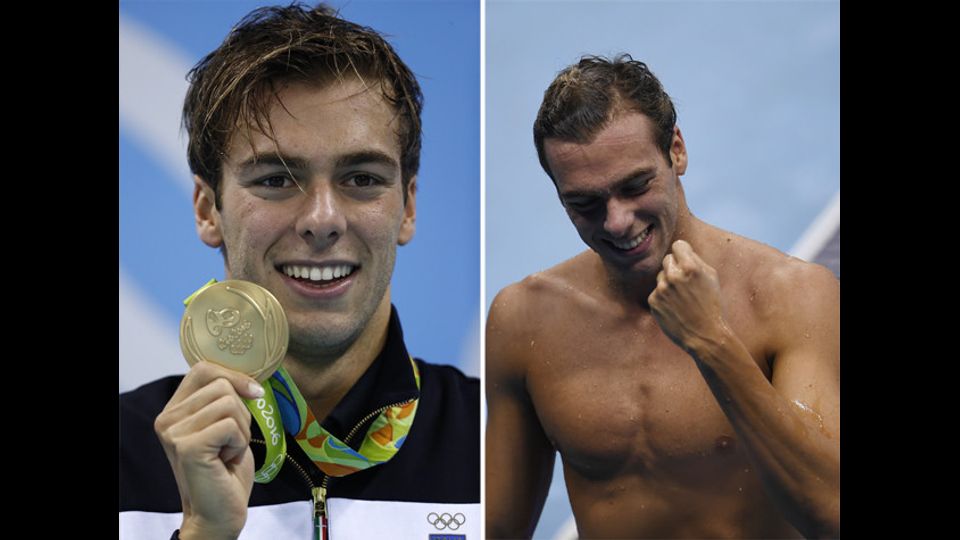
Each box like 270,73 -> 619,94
648,239 -> 728,355
154,361 -> 265,540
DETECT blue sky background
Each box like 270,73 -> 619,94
120,0 -> 480,391
486,1 -> 839,538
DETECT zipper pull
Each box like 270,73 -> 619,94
312,486 -> 328,540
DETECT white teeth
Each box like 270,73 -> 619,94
283,264 -> 355,282
612,226 -> 652,250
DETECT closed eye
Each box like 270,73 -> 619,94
621,178 -> 652,196
564,198 -> 602,214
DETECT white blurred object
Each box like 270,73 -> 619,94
119,14 -> 193,197
789,189 -> 840,262
119,267 -> 184,392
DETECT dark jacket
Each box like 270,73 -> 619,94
120,308 -> 479,539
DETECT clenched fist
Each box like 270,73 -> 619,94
648,240 -> 729,356
153,361 -> 265,540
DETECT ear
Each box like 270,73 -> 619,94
397,176 -> 417,246
670,126 -> 688,176
194,175 -> 223,248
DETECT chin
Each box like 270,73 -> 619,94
288,316 -> 363,354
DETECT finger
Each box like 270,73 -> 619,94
158,377 -> 249,434
170,362 -> 265,406
220,444 -> 252,468
664,254 -> 685,281
178,417 -> 252,469
673,240 -> 704,273
662,253 -> 675,272
166,393 -> 253,446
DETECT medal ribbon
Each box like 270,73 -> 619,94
184,279 -> 420,481
267,360 -> 420,477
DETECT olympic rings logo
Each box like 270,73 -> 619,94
426,512 -> 466,531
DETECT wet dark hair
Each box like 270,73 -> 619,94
533,54 -> 677,181
182,2 -> 423,206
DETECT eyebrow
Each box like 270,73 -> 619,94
335,150 -> 400,171
233,150 -> 400,175
235,153 -> 310,175
560,168 -> 656,199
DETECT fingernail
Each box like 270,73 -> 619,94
248,382 -> 264,398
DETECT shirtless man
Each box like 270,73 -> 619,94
485,55 -> 839,539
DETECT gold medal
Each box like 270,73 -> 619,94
180,280 -> 288,382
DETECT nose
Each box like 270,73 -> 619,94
603,196 -> 634,238
295,182 -> 346,250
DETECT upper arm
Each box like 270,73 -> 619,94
485,284 -> 556,539
767,262 -> 840,441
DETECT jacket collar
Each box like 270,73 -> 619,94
318,305 -> 420,441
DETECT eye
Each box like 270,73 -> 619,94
345,173 -> 382,188
565,199 -> 601,214
622,178 -> 652,196
258,175 -> 294,188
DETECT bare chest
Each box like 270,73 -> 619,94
525,305 -> 769,483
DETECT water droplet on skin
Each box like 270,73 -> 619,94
738,487 -> 743,493
715,435 -> 736,454
804,332 -> 811,338
530,340 -> 535,347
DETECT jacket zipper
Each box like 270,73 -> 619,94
252,398 -> 414,540
251,439 -> 329,539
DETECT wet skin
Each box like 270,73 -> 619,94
486,113 -> 839,539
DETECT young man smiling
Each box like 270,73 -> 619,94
486,55 -> 839,539
119,4 -> 479,539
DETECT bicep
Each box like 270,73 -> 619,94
769,265 -> 840,440
485,287 -> 556,538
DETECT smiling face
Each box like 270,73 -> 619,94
545,111 -> 687,278
193,78 -> 416,360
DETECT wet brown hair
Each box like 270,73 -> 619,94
533,54 -> 677,181
182,2 -> 423,206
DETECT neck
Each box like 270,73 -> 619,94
281,296 -> 393,423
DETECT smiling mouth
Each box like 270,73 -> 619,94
609,224 -> 654,251
279,263 -> 358,287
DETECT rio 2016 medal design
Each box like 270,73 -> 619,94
180,278 -> 289,483
180,279 -> 288,382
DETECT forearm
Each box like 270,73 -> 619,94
690,326 -> 840,538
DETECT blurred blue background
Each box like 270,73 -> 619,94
120,0 -> 480,392
485,1 -> 839,538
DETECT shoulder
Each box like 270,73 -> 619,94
721,236 -> 839,348
487,251 -> 596,378
488,250 -> 595,333
414,358 -> 479,405
403,359 -> 479,500
750,246 -> 839,316
707,227 -> 838,309
119,376 -> 185,512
